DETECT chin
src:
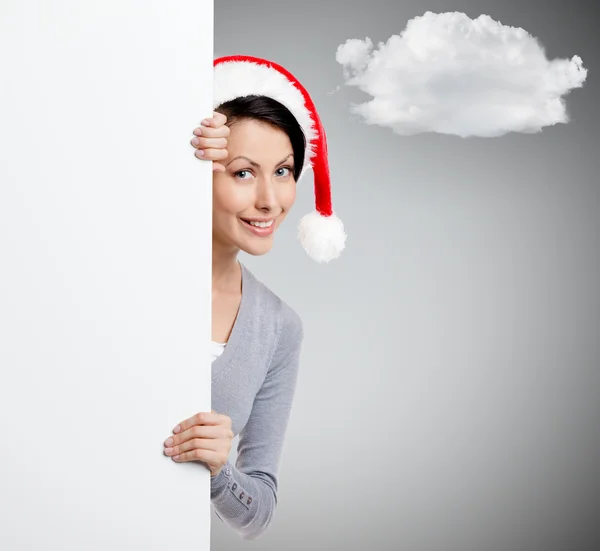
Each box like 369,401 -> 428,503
241,245 -> 273,256
240,241 -> 274,257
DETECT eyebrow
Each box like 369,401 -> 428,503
226,153 -> 293,168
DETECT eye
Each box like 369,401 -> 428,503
276,166 -> 293,178
234,169 -> 253,180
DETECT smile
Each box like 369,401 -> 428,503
240,217 -> 276,236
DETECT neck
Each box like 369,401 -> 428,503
212,240 -> 241,292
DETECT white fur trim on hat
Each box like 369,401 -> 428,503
213,60 -> 318,176
298,211 -> 346,263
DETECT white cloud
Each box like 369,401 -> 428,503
335,11 -> 588,137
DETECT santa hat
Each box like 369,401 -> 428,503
213,55 -> 346,263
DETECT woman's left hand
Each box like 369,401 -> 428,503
164,410 -> 233,477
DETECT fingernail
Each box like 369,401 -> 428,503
195,149 -> 204,157
173,425 -> 181,433
201,119 -> 210,126
165,437 -> 173,446
165,447 -> 173,454
191,137 -> 199,146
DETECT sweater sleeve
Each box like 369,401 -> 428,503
210,303 -> 303,540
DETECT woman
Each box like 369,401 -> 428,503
162,56 -> 346,541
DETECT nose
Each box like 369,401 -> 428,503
255,175 -> 279,211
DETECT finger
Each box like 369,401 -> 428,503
173,411 -> 218,434
190,136 -> 227,150
165,425 -> 223,449
210,410 -> 233,428
173,447 -> 219,463
165,437 -> 218,458
212,162 -> 226,173
200,112 -> 228,129
194,410 -> 226,425
211,111 -> 228,127
193,125 -> 230,138
195,148 -> 228,161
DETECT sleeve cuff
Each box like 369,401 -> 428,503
210,460 -> 232,499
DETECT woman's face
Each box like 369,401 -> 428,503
212,118 -> 297,256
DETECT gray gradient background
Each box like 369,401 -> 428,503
213,1 -> 599,549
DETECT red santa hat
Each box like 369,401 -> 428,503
213,55 -> 346,263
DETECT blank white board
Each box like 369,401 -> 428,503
0,1 -> 214,549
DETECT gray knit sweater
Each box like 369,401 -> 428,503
210,261 -> 303,540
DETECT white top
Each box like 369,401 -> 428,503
211,340 -> 226,363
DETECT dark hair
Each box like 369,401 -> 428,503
215,95 -> 306,181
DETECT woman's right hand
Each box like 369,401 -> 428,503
191,111 -> 230,173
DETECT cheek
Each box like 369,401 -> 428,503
279,183 -> 297,209
213,184 -> 251,214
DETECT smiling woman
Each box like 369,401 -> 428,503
165,55 -> 347,541
212,96 -> 305,258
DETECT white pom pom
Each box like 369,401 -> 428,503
298,211 -> 346,263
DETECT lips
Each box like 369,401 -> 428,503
240,217 -> 275,224
240,218 -> 275,237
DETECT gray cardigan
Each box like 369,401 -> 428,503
210,261 -> 303,540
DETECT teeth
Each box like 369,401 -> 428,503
248,220 -> 274,228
